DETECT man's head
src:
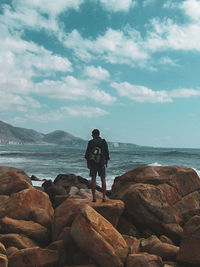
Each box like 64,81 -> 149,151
92,129 -> 100,138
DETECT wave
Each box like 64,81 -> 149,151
158,150 -> 200,157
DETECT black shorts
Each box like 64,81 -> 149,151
89,163 -> 106,178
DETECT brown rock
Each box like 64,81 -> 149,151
177,215 -> 200,265
6,246 -> 19,257
8,247 -> 59,267
160,235 -> 174,245
140,235 -> 161,252
174,191 -> 200,223
0,233 -> 37,249
0,166 -> 32,195
53,197 -> 124,240
0,254 -> 8,267
0,216 -> 49,243
122,235 -> 140,254
126,253 -> 163,267
112,182 -> 182,242
149,242 -> 179,261
0,188 -> 54,227
71,205 -> 128,267
117,216 -> 140,238
112,166 -> 200,198
0,241 -> 6,255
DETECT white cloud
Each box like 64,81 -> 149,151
111,82 -> 172,103
62,106 -> 108,118
158,56 -> 178,66
0,92 -> 42,111
64,28 -> 149,67
170,88 -> 200,98
34,76 -> 116,105
99,0 -> 137,12
181,0 -> 200,21
84,66 -> 110,80
112,81 -> 200,103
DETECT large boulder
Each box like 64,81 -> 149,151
177,215 -> 200,265
0,166 -> 32,195
8,247 -> 59,267
71,205 -> 128,267
112,166 -> 200,198
0,188 -> 54,227
0,217 -> 49,244
111,165 -> 200,241
113,182 -> 182,242
52,197 -> 124,240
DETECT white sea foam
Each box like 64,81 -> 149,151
192,168 -> 200,178
148,162 -> 163,167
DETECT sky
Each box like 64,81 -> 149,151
1,0 -> 200,148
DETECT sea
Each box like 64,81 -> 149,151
0,144 -> 200,189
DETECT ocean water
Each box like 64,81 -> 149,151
0,144 -> 200,189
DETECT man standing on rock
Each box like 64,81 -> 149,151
85,129 -> 110,202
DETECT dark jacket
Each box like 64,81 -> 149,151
85,137 -> 110,165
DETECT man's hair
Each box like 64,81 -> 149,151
92,129 -> 100,136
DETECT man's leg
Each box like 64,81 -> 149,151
91,176 -> 96,202
101,177 -> 106,201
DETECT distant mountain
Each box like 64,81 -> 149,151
0,120 -> 84,145
0,120 -> 138,147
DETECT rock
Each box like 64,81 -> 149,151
149,242 -> 179,261
6,246 -> 19,257
8,247 -> 59,267
177,215 -> 200,265
140,235 -> 161,252
0,216 -> 49,244
140,235 -> 179,261
126,253 -> 163,267
113,182 -> 182,242
53,197 -> 124,240
122,235 -> 140,254
163,261 -> 178,267
47,240 -> 69,266
0,254 -> 8,267
0,188 -> 54,228
174,191 -> 200,224
54,174 -> 89,191
56,226 -> 90,266
0,166 -> 32,195
110,166 -> 199,242
42,179 -> 67,205
117,216 -> 140,238
112,166 -> 200,198
0,241 -> 6,255
0,233 -> 37,249
71,205 -> 128,267
160,235 -> 174,245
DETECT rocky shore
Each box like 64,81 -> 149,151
0,165 -> 200,266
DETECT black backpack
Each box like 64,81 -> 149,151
89,146 -> 102,164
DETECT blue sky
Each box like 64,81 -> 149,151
1,0 -> 200,148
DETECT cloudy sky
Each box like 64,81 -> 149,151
1,0 -> 200,148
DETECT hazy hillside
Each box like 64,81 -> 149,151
0,120 -> 138,147
0,120 -> 84,145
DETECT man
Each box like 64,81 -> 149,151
85,129 -> 109,202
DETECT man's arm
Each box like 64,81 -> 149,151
85,141 -> 92,168
103,140 -> 110,166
